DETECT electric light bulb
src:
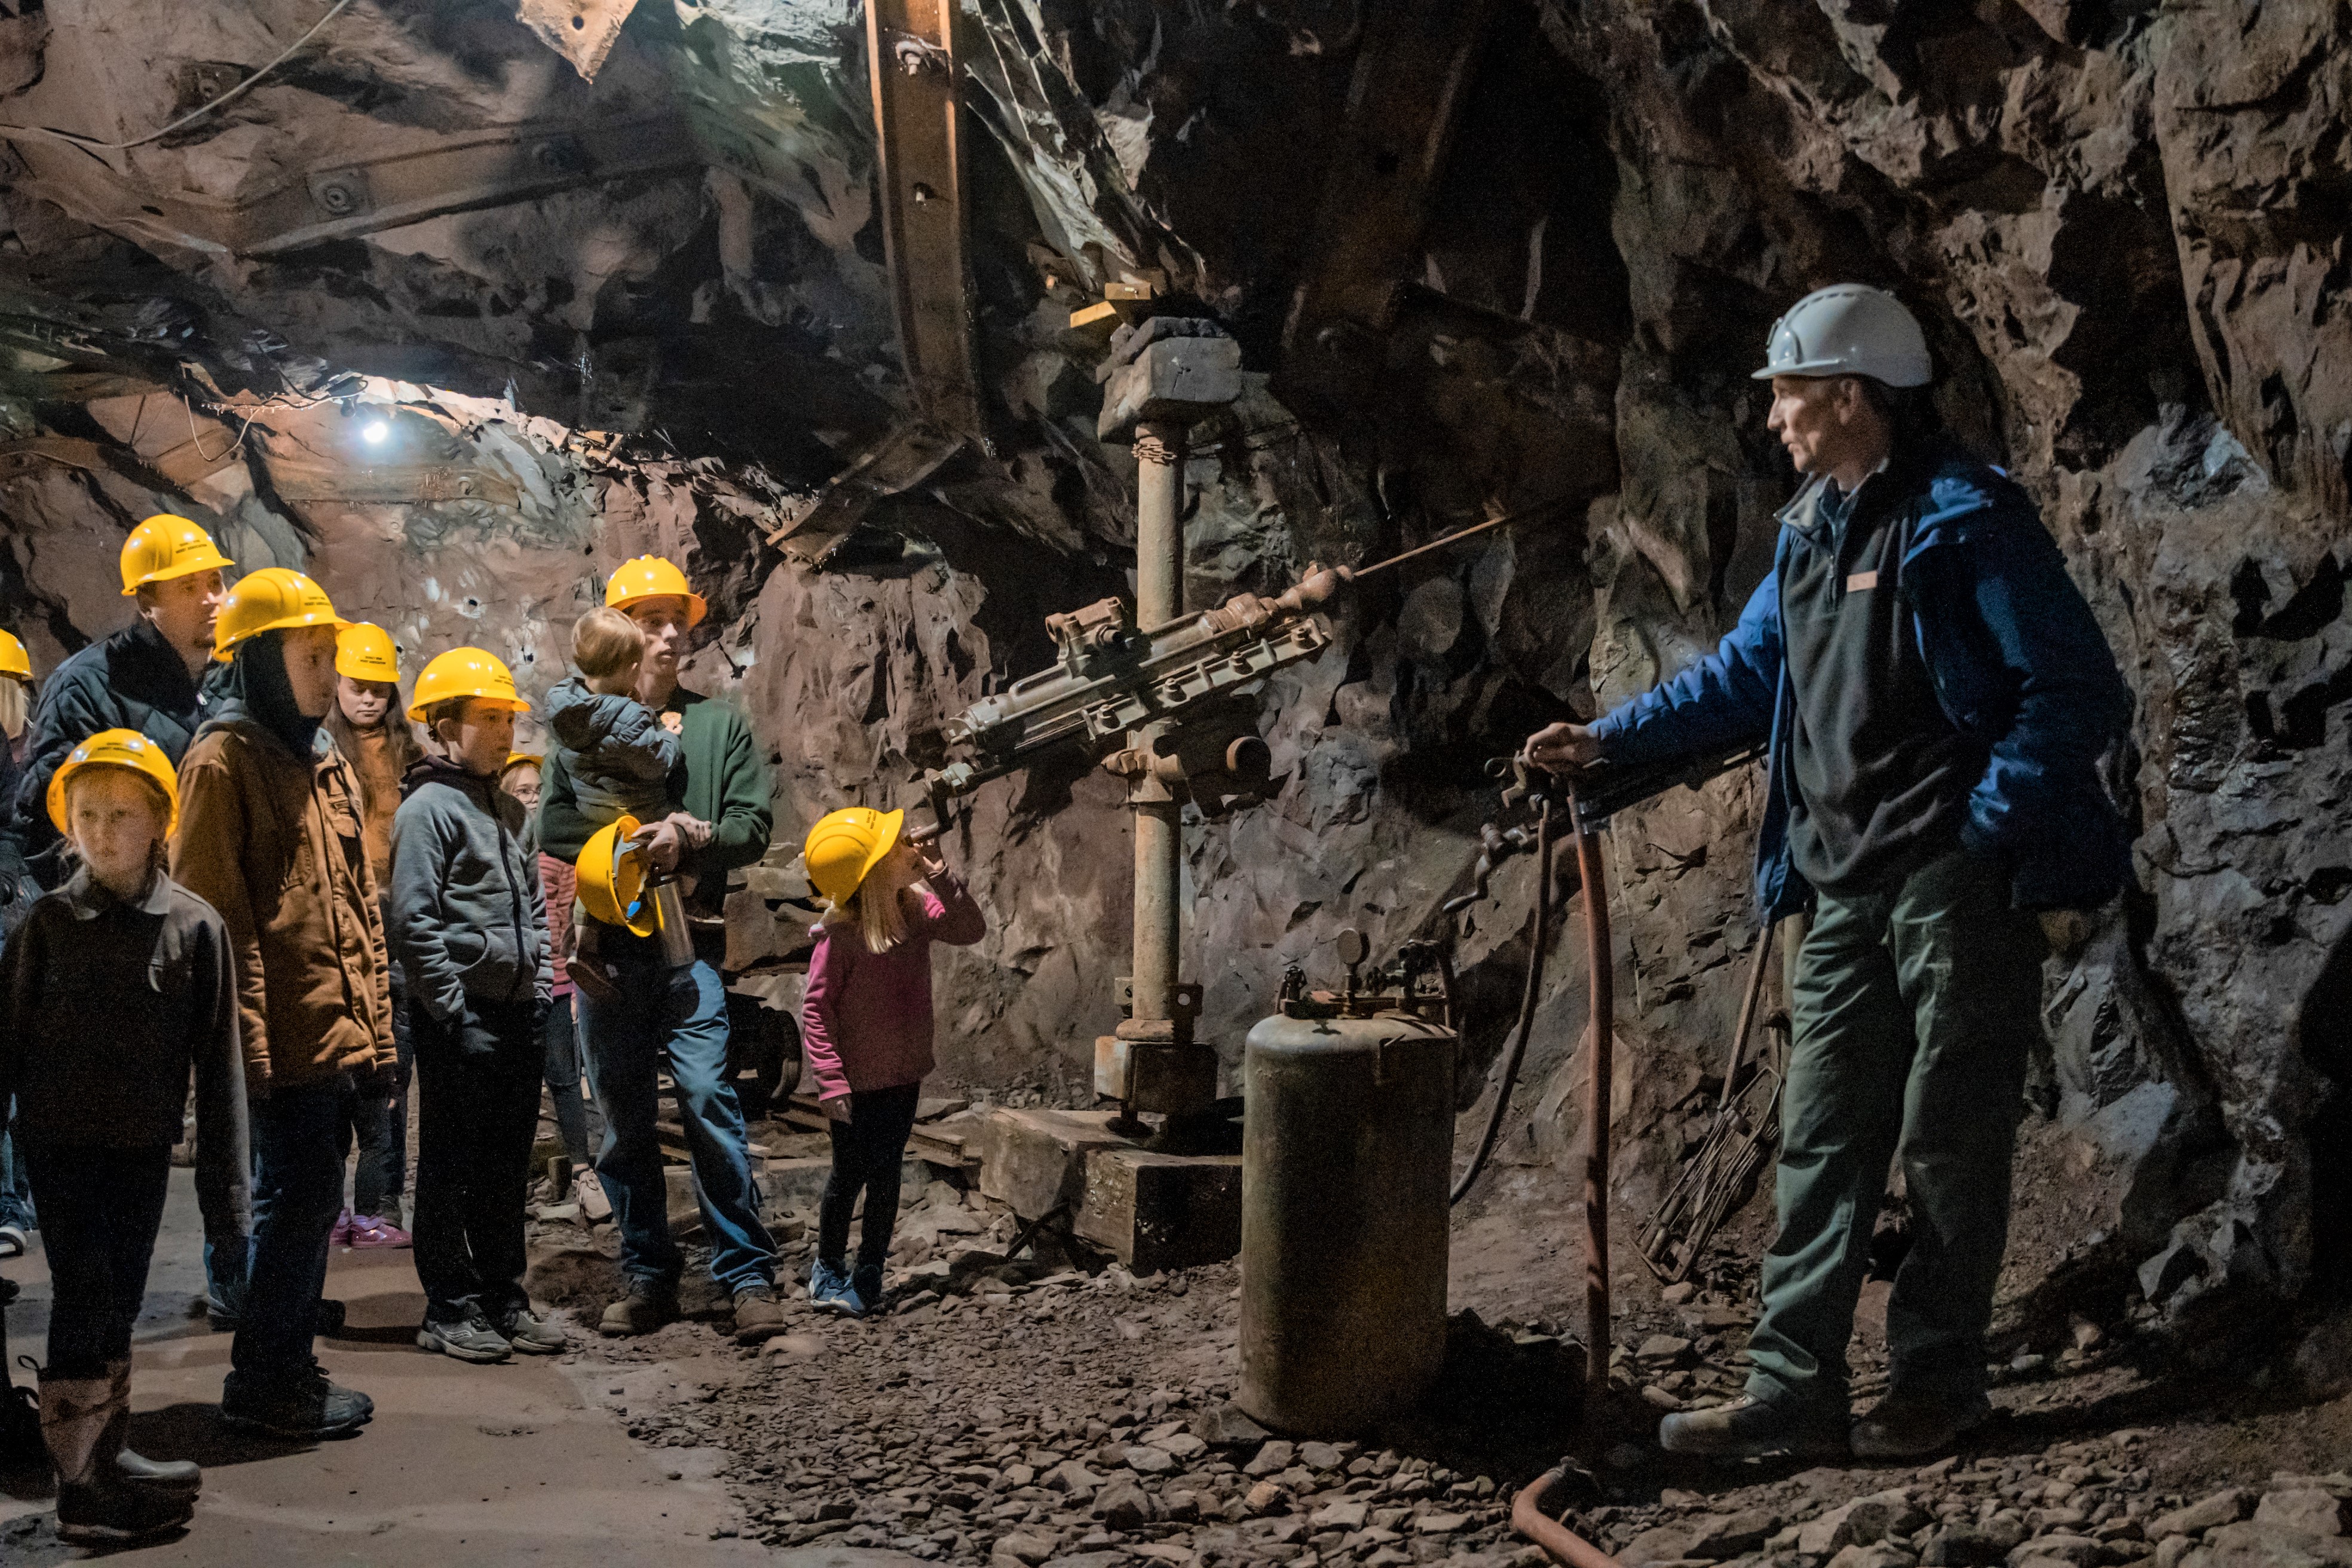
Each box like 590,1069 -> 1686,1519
361,419 -> 389,445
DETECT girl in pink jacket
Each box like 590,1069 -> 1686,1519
799,807 -> 985,1316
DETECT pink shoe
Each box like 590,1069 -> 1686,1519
348,1214 -> 412,1250
331,1209 -> 354,1246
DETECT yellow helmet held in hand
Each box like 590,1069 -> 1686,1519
212,568 -> 347,662
120,514 -> 235,595
803,806 -> 905,907
47,727 -> 180,837
407,647 -> 531,721
336,622 -> 401,682
576,814 -> 657,937
604,555 -> 707,628
0,628 -> 31,684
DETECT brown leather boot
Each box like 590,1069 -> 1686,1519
1849,1386 -> 1992,1461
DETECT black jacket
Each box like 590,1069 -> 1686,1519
1,618 -> 216,889
0,867 -> 249,1244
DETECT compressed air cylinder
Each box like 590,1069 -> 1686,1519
1236,1010 -> 1456,1437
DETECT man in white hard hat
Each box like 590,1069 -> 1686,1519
1526,284 -> 2134,1460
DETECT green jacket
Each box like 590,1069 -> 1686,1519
537,685 -> 771,930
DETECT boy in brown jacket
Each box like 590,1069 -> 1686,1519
172,569 -> 394,1440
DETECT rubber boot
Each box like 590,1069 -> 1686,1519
41,1371 -> 192,1545
105,1359 -> 198,1493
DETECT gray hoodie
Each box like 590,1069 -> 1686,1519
389,754 -> 552,1025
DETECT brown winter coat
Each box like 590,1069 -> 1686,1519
172,715 -> 395,1092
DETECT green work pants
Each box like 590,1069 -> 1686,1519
1745,847 -> 2045,1416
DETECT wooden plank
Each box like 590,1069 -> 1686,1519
1277,0 -> 1497,379
865,0 -> 988,448
1073,1148 -> 1242,1273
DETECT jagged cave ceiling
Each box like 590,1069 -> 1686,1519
2,0 -> 2350,1349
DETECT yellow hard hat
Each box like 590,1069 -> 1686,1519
120,513 -> 234,596
0,629 -> 30,684
500,751 -> 542,777
575,814 -> 657,936
212,567 -> 348,662
407,647 -> 531,721
47,727 -> 180,837
605,555 -> 708,628
336,622 -> 400,682
803,806 -> 905,906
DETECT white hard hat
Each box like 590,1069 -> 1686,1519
1752,283 -> 1933,388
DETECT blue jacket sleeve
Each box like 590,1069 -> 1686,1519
1922,521 -> 2133,858
1588,568 -> 1783,768
595,696 -> 684,784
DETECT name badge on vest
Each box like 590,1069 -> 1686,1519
1845,569 -> 1879,592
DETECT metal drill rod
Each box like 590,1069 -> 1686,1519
1344,497 -> 1571,584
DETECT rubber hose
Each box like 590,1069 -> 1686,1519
1450,798 -> 1559,1206
1513,1468 -> 1624,1568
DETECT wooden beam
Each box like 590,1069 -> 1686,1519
865,0 -> 989,449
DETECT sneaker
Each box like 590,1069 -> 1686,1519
597,1281 -> 678,1338
1850,1386 -> 1992,1461
1658,1395 -> 1849,1460
301,1361 -> 371,1421
347,1214 -> 412,1250
330,1209 -> 353,1247
498,1306 -> 566,1355
573,1167 -> 613,1223
731,1284 -> 788,1344
416,1315 -> 513,1363
808,1259 -> 863,1318
54,1477 -> 193,1545
852,1263 -> 886,1315
220,1370 -> 371,1439
0,1224 -> 26,1259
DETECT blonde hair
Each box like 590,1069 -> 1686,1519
825,874 -> 911,956
0,678 -> 26,742
572,607 -> 645,681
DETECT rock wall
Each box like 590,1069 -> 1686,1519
2,0 -> 2349,1343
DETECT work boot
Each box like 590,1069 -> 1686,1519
731,1284 -> 788,1344
498,1306 -> 566,1355
44,1371 -> 194,1544
1850,1386 -> 1992,1461
220,1368 -> 371,1440
597,1281 -> 678,1338
808,1259 -> 862,1317
1658,1395 -> 1849,1461
104,1360 -> 199,1493
416,1313 -> 513,1364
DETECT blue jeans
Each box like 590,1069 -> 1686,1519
0,1100 -> 33,1233
232,1080 -> 347,1384
542,995 -> 604,1169
576,956 -> 774,1294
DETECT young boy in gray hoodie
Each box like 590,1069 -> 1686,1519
388,648 -> 555,1364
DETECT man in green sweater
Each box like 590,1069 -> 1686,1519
536,556 -> 785,1343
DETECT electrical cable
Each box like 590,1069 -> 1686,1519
0,0 -> 359,155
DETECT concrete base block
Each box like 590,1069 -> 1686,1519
1074,1148 -> 1242,1273
976,1107 -> 1137,1220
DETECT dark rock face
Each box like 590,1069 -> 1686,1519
1,1 -> 2348,1334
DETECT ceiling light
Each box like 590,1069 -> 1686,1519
360,419 -> 389,445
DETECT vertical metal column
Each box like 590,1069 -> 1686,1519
1130,419 -> 1184,1029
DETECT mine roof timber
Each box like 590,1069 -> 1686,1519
865,0 -> 990,453
1,113 -> 699,259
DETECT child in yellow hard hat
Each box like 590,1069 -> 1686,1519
0,627 -> 39,1266
388,650 -> 557,1364
0,729 -> 244,1544
798,807 -> 985,1317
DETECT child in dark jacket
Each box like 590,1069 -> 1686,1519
0,729 -> 245,1545
388,650 -> 554,1365
799,806 -> 984,1318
